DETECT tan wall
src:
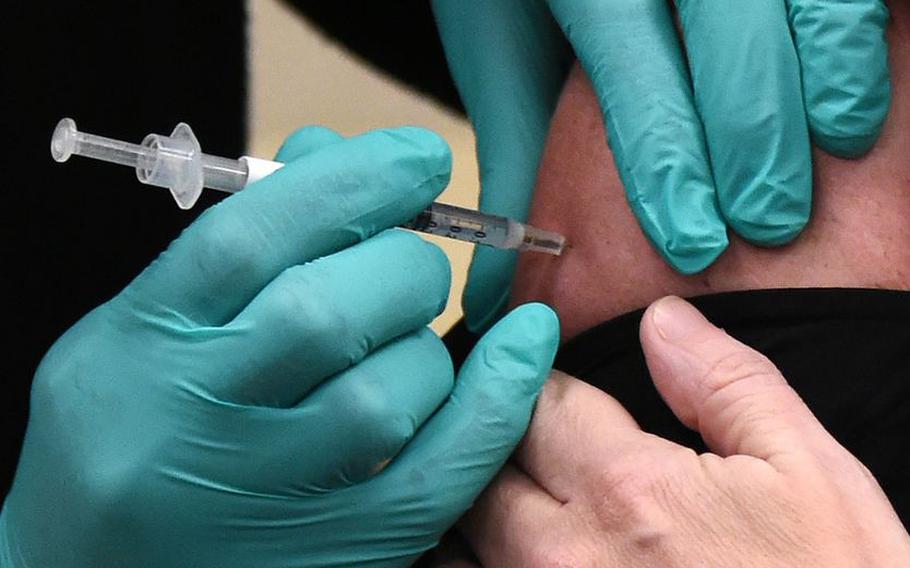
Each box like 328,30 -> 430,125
248,0 -> 478,334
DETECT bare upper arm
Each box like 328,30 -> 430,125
510,9 -> 910,341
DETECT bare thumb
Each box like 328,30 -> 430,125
639,296 -> 832,463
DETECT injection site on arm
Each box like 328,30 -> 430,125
51,118 -> 565,256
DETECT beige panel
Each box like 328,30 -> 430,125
248,0 -> 479,335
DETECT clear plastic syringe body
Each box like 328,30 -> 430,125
52,118 -> 259,208
50,119 -> 251,194
402,203 -> 565,255
51,128 -> 151,168
51,118 -> 565,255
200,154 -> 250,192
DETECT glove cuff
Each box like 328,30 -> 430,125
0,505 -> 25,568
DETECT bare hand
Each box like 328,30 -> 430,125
460,296 -> 910,567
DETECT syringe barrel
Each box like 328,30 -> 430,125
197,156 -> 285,194
201,154 -> 249,193
404,203 -> 512,248
402,203 -> 564,255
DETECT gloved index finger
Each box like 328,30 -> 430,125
274,125 -> 345,163
122,127 -> 452,326
787,0 -> 892,157
546,0 -> 728,274
676,0 -> 812,246
433,0 -> 570,222
432,0 -> 572,331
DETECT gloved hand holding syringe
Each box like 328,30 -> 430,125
50,118 -> 565,255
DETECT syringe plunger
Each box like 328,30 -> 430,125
52,118 -> 259,208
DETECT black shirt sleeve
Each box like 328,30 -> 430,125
555,288 -> 910,529
444,289 -> 910,528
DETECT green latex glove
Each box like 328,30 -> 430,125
0,126 -> 561,567
433,0 -> 891,332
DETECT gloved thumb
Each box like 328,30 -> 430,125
639,296 -> 834,464
370,303 -> 560,536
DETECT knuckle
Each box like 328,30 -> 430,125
267,266 -> 347,340
526,540 -> 593,568
701,348 -> 781,395
407,329 -> 455,390
83,462 -> 132,508
339,379 -> 411,446
590,456 -> 673,532
379,231 -> 451,310
385,126 -> 451,169
390,230 -> 451,281
357,127 -> 451,190
279,125 -> 341,159
80,454 -> 150,530
188,211 -> 268,285
349,392 -> 391,435
263,265 -> 377,371
697,349 -> 792,438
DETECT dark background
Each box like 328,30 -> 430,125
3,0 -> 458,500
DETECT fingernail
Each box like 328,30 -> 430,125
651,296 -> 710,342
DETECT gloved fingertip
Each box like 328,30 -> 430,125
467,302 -> 560,398
275,125 -> 345,162
720,174 -> 813,247
380,126 -> 453,174
662,234 -> 729,276
501,302 -> 561,352
727,209 -> 810,247
811,129 -> 881,159
806,79 -> 891,159
790,0 -> 892,157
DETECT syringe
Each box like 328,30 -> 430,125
50,118 -> 566,256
